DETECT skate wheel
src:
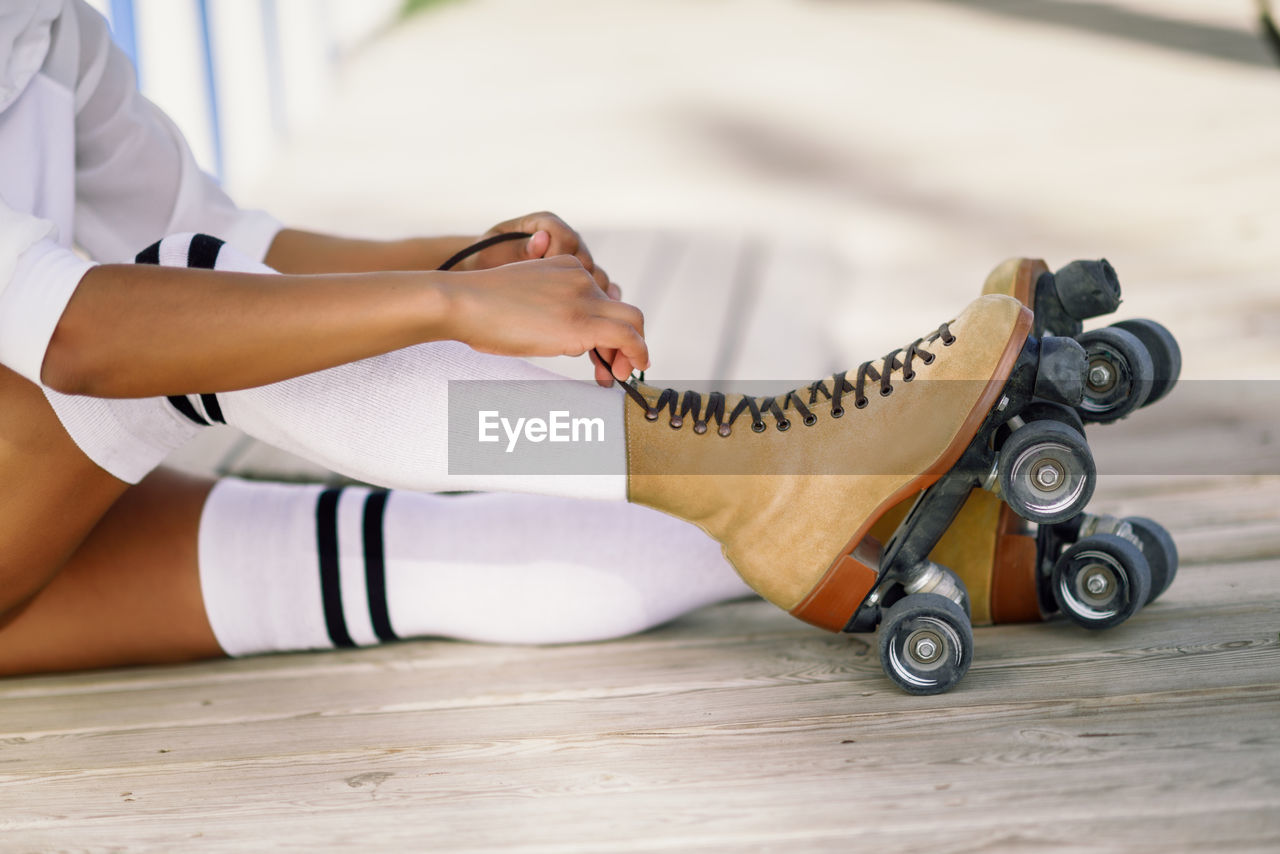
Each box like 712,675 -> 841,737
998,420 -> 1096,525
1111,319 -> 1181,407
1124,516 -> 1178,604
878,592 -> 973,695
995,400 -> 1086,451
1021,400 -> 1086,434
1076,327 -> 1154,424
1051,533 -> 1151,630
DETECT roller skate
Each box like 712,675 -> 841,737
871,258 -> 1181,645
624,294 -> 1098,695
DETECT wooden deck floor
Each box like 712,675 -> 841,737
2,226 -> 1279,851
6,0 -> 1280,846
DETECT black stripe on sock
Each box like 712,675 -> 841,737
316,487 -> 356,649
187,233 -> 225,270
135,241 -> 161,265
362,490 -> 398,643
167,395 -> 209,426
200,393 -> 226,424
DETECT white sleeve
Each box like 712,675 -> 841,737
69,0 -> 281,264
0,203 -> 94,384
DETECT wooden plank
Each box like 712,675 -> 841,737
1,558 -> 1276,766
1,541 -> 1273,707
3,804 -> 1277,854
2,688 -> 1278,849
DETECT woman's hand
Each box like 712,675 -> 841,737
445,255 -> 647,385
261,214 -> 636,387
462,212 -> 627,386
463,212 -> 612,287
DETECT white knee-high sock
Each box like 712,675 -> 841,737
198,478 -> 752,654
46,233 -> 629,494
159,233 -> 629,500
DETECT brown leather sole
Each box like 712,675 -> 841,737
988,503 -> 1043,623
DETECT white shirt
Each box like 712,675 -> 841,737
0,0 -> 280,384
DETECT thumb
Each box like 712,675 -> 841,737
525,230 -> 551,259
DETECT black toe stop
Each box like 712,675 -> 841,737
1052,259 -> 1122,320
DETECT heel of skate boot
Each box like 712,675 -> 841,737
989,506 -> 1044,624
1051,259 -> 1122,320
793,536 -> 884,633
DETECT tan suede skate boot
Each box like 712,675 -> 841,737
870,259 -> 1179,628
622,294 -> 1094,648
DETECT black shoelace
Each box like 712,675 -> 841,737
620,324 -> 955,436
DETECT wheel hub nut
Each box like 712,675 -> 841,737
912,637 -> 939,662
1033,463 -> 1062,490
1088,363 -> 1114,389
1085,572 -> 1110,596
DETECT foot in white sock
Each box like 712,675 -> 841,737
198,478 -> 752,655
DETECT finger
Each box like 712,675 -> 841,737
590,264 -> 613,295
528,214 -> 580,259
590,317 -> 649,380
606,281 -> 622,301
525,230 -> 551,260
589,348 -> 616,387
597,298 -> 645,342
611,352 -> 636,381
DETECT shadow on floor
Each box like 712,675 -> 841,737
828,0 -> 1277,70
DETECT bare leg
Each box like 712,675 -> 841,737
0,468 -> 222,676
0,359 -> 222,675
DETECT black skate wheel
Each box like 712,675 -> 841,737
1021,400 -> 1086,435
998,420 -> 1096,525
1076,326 -> 1154,424
878,592 -> 973,695
1112,319 -> 1181,407
1051,533 -> 1151,630
1124,516 -> 1178,604
995,400 -> 1086,451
